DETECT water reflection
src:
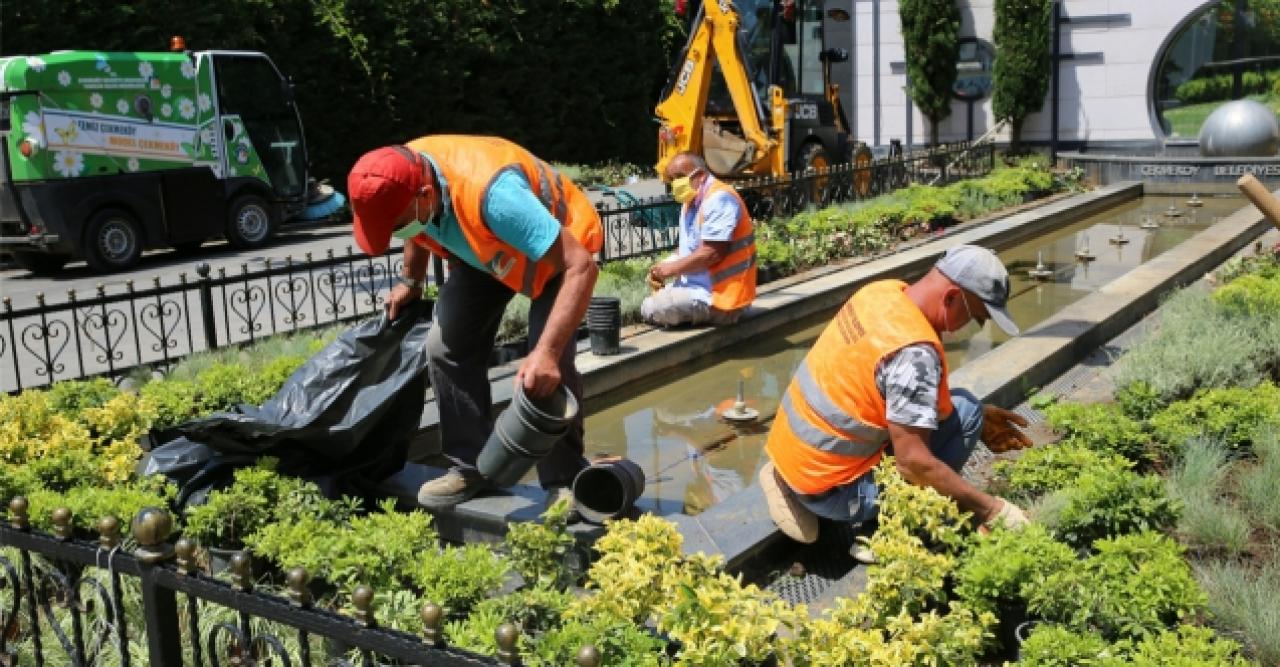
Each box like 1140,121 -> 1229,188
583,195 -> 1244,514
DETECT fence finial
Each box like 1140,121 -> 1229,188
230,552 -> 254,592
174,538 -> 197,574
287,567 -> 312,607
98,515 -> 122,550
51,507 -> 73,540
495,623 -> 520,664
8,497 -> 28,530
352,585 -> 376,626
131,507 -> 175,564
421,602 -> 443,645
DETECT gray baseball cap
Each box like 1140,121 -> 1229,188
935,245 -> 1019,335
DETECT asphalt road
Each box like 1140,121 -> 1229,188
0,178 -> 672,308
0,221 -> 367,307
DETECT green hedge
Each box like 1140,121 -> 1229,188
1175,69 -> 1280,105
0,0 -> 683,187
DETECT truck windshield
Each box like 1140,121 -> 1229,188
213,55 -> 306,199
709,0 -> 797,113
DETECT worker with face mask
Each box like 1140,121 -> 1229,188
759,245 -> 1034,561
642,151 -> 757,327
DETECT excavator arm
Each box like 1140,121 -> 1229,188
655,0 -> 786,179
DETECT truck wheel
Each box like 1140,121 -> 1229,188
797,141 -> 830,173
12,252 -> 70,275
85,209 -> 143,272
225,194 -> 275,249
796,142 -> 831,208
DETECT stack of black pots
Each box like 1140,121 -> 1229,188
586,296 -> 621,355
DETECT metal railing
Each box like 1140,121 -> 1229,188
0,503 -> 604,666
596,141 -> 995,261
1,141 -> 994,392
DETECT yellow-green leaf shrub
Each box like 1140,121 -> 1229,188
1150,382 -> 1280,453
953,523 -> 1074,616
573,514 -> 683,624
1028,531 -> 1206,641
1213,273 -> 1280,317
1035,465 -> 1180,549
990,442 -> 1134,501
1042,401 -> 1153,462
26,476 -> 176,532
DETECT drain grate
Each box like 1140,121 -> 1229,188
766,521 -> 862,604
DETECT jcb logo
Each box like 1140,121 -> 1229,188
676,59 -> 697,95
792,104 -> 819,120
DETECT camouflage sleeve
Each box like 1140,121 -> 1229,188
874,343 -> 942,429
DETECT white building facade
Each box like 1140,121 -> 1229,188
825,0 -> 1279,151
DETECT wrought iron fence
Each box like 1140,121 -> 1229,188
1,249 -> 407,393
595,140 -> 994,261
0,504 -> 604,666
1,141 -> 994,392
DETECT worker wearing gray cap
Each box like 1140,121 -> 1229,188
760,245 -> 1033,557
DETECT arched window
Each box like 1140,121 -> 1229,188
1152,0 -> 1280,140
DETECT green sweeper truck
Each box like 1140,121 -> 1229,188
0,44 -> 324,273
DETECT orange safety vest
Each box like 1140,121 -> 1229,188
764,280 -> 954,495
406,135 -> 603,299
688,178 -> 756,311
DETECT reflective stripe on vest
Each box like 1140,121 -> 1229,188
697,179 -> 756,311
764,280 -> 953,495
793,361 -> 889,446
778,391 -> 887,457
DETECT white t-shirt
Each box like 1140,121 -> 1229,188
673,178 -> 743,304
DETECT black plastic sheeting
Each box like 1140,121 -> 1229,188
141,301 -> 433,507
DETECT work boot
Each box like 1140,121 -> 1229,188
543,486 -> 581,524
850,535 -> 876,565
416,468 -> 488,511
759,461 -> 819,544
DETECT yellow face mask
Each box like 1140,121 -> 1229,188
671,174 -> 699,204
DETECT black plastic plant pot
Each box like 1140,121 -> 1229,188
588,327 -> 621,355
512,382 -> 579,435
571,457 -> 646,524
478,383 -> 579,487
476,419 -> 548,488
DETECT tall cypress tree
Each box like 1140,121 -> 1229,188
993,0 -> 1054,153
899,0 -> 961,146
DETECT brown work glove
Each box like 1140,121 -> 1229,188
981,404 -> 1032,452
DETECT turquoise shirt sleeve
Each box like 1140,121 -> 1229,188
482,170 -> 562,261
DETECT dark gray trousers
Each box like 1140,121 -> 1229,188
425,261 -> 586,489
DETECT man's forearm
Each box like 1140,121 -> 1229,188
537,256 -> 597,359
897,456 -> 998,519
403,239 -> 430,280
662,244 -> 724,277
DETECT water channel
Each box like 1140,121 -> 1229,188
576,194 -> 1244,516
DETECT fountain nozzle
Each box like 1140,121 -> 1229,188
721,378 -> 759,423
1028,250 -> 1054,280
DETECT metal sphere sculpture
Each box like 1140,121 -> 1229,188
1198,99 -> 1280,157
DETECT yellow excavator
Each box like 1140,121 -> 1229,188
656,0 -> 871,180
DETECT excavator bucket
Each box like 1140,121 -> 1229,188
702,121 -> 757,177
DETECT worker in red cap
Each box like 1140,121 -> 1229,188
347,135 -> 603,513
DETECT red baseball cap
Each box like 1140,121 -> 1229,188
347,146 -> 421,256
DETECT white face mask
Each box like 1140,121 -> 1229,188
940,294 -> 982,344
